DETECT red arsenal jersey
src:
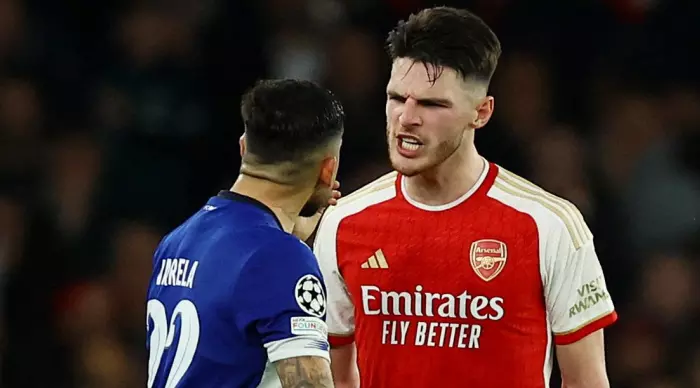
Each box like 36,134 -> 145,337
314,161 -> 617,388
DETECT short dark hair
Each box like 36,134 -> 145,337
240,79 -> 344,165
386,7 -> 502,84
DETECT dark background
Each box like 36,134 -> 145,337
1,0 -> 699,387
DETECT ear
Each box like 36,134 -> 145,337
318,156 -> 338,188
239,135 -> 246,158
473,96 -> 495,129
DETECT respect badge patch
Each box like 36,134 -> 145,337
291,316 -> 328,340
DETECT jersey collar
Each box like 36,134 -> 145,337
216,190 -> 284,230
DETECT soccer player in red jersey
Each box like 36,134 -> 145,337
313,7 -> 617,388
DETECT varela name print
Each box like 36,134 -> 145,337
155,258 -> 199,288
361,284 -> 505,349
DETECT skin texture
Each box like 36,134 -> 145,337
386,59 -> 482,176
330,344 -> 359,388
557,330 -> 610,388
275,356 -> 334,388
385,58 -> 493,206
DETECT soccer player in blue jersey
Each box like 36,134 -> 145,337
146,79 -> 344,388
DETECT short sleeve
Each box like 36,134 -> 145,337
233,235 -> 329,362
544,225 -> 618,345
314,209 -> 356,347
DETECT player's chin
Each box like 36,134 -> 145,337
389,153 -> 428,177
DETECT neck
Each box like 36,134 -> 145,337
404,143 -> 485,206
230,174 -> 311,233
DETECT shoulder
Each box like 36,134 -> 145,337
486,165 -> 592,250
318,171 -> 398,235
239,230 -> 318,278
206,224 -> 309,258
332,171 -> 398,215
256,230 -> 315,263
313,171 -> 397,259
234,231 -> 324,305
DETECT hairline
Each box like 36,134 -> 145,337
389,57 -> 490,99
241,133 -> 341,184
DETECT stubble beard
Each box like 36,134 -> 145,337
387,127 -> 464,178
299,186 -> 331,217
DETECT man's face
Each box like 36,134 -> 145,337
385,58 -> 479,177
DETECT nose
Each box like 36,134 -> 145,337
398,98 -> 421,127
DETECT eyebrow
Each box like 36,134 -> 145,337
387,90 -> 453,107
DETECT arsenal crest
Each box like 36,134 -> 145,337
470,239 -> 507,282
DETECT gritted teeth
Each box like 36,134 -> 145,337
397,135 -> 423,145
400,138 -> 422,151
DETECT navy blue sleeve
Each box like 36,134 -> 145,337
233,234 -> 329,362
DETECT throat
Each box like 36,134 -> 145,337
403,157 -> 486,207
404,178 -> 467,206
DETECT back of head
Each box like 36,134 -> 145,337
386,6 -> 502,85
240,79 -> 345,182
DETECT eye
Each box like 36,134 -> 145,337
388,94 -> 406,103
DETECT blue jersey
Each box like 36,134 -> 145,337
146,191 -> 329,388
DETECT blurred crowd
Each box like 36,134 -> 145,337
1,0 -> 699,387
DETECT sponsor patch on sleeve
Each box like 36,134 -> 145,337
291,316 -> 328,340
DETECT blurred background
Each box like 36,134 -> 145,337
0,0 -> 699,387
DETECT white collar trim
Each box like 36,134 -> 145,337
401,159 -> 489,212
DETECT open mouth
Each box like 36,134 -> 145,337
397,135 -> 423,153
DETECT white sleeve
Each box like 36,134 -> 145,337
543,222 -> 617,345
313,209 -> 356,345
264,331 -> 330,363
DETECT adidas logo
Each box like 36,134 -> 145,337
361,249 -> 389,269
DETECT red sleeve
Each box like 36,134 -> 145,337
329,333 -> 355,348
554,311 -> 618,345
